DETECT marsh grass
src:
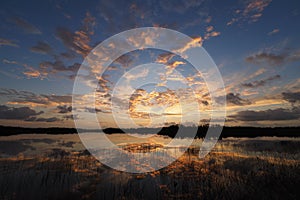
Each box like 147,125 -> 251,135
0,139 -> 299,200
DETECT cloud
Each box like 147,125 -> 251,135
268,28 -> 280,35
107,65 -> 118,71
2,58 -> 47,79
97,1 -> 138,34
55,12 -> 96,57
0,105 -> 43,120
175,37 -> 203,54
81,11 -> 96,35
22,63 -> 48,79
55,27 -> 87,57
242,75 -> 280,88
39,60 -> 80,73
248,68 -> 267,79
156,52 -> 175,64
30,41 -> 53,54
206,26 -> 214,32
245,49 -> 300,66
18,58 -> 81,79
60,52 -> 76,60
114,54 -> 133,68
160,0 -> 204,14
229,107 -> 300,121
2,59 -> 18,65
0,88 -> 72,107
227,0 -> 272,26
25,117 -> 62,122
97,75 -> 111,94
57,105 -> 72,113
288,49 -> 300,62
164,61 -> 185,77
168,61 -> 185,69
204,31 -> 221,40
128,89 -> 180,118
126,30 -> 157,49
84,107 -> 109,113
245,52 -> 285,66
10,16 -> 41,34
0,90 -> 76,123
63,114 -> 77,120
204,26 -> 221,40
0,38 -> 18,47
221,93 -> 252,106
0,91 -> 77,123
124,67 -> 149,81
282,91 -> 300,104
23,69 -> 42,79
0,88 -> 19,95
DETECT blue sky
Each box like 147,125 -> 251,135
0,0 -> 300,128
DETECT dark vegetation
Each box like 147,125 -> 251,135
105,125 -> 300,138
0,146 -> 299,200
1,125 -> 300,138
0,126 -> 78,136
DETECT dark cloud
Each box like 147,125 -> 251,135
55,27 -> 90,56
8,55 -> 81,79
30,41 -> 53,54
59,52 -> 76,60
0,105 -> 43,120
25,117 -> 61,122
282,92 -> 300,104
63,114 -> 77,120
36,117 -> 61,122
10,16 -> 41,34
245,49 -> 300,66
229,107 -> 300,121
0,88 -> 19,95
39,60 -> 80,73
0,88 -> 72,106
55,12 -> 95,57
219,93 -> 251,106
245,52 -> 285,66
57,105 -> 72,113
242,75 -> 281,88
55,27 -> 77,52
200,118 -> 233,124
114,54 -> 133,68
85,107 -> 111,113
40,94 -> 72,104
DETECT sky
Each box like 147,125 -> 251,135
0,0 -> 300,128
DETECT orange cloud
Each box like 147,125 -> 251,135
268,28 -> 280,35
156,52 -> 175,64
23,70 -> 41,79
175,37 -> 203,54
227,0 -> 272,25
56,12 -> 96,57
206,26 -> 214,32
